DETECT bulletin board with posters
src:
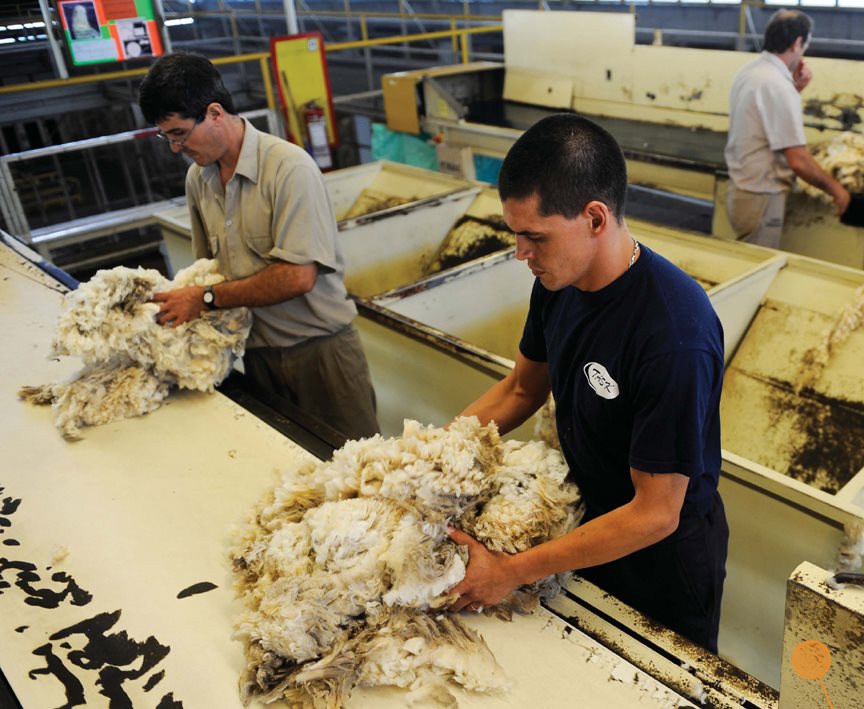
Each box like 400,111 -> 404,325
270,33 -> 338,154
57,0 -> 163,66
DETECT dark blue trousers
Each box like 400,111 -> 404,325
580,492 -> 728,653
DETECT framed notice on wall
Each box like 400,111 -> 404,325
57,0 -> 163,66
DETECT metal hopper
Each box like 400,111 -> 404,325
368,222 -> 787,365
717,255 -> 864,685
326,160 -> 476,223
337,183 -> 513,298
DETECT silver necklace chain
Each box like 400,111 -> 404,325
627,239 -> 640,270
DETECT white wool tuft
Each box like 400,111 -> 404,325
425,216 -> 515,275
799,132 -> 864,201
794,284 -> 864,393
19,259 -> 251,438
837,522 -> 864,573
231,417 -> 582,707
534,394 -> 561,451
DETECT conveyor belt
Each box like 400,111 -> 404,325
0,239 -> 774,708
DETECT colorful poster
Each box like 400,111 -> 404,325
57,0 -> 163,66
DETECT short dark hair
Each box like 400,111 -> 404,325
498,113 -> 627,223
763,10 -> 813,54
138,52 -> 236,124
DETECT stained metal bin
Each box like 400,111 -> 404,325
338,185 -> 506,298
716,253 -> 864,686
370,221 -> 787,365
326,160 -> 476,222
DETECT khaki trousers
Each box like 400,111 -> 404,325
726,183 -> 787,250
243,323 -> 380,441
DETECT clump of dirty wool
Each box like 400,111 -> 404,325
18,259 -> 251,439
231,416 -> 583,707
794,284 -> 864,393
533,394 -> 561,452
799,132 -> 864,200
837,522 -> 864,573
341,188 -> 416,220
425,216 -> 515,274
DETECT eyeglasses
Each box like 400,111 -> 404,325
155,118 -> 202,147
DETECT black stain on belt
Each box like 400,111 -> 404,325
683,89 -> 703,102
15,625 -> 28,632
3,539 -> 20,546
177,581 -> 217,599
0,559 -> 93,608
143,669 -> 165,691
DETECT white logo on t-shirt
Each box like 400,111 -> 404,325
583,362 -> 620,400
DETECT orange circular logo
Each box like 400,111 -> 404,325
791,639 -> 832,680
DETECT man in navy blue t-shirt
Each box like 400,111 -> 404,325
448,114 -> 729,653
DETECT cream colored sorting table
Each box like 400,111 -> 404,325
1,239 -> 769,708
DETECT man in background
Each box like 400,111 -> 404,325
725,9 -> 849,248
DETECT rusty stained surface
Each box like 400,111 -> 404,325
642,78 -> 710,106
721,300 -> 864,495
781,566 -> 864,708
678,83 -> 707,104
546,585 -> 778,709
784,189 -> 835,229
803,93 -> 864,132
535,611 -> 699,709
338,190 -> 473,229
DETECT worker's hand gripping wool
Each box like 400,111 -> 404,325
230,417 -> 584,707
18,259 -> 251,438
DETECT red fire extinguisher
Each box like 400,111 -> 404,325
302,100 -> 333,170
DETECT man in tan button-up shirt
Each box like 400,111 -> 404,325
724,10 -> 849,248
139,53 -> 379,441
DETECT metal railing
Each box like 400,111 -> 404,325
0,24 -> 502,245
0,108 -> 277,249
6,3 -> 864,95
0,24 -> 501,97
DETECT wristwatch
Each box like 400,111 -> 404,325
202,285 -> 216,309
